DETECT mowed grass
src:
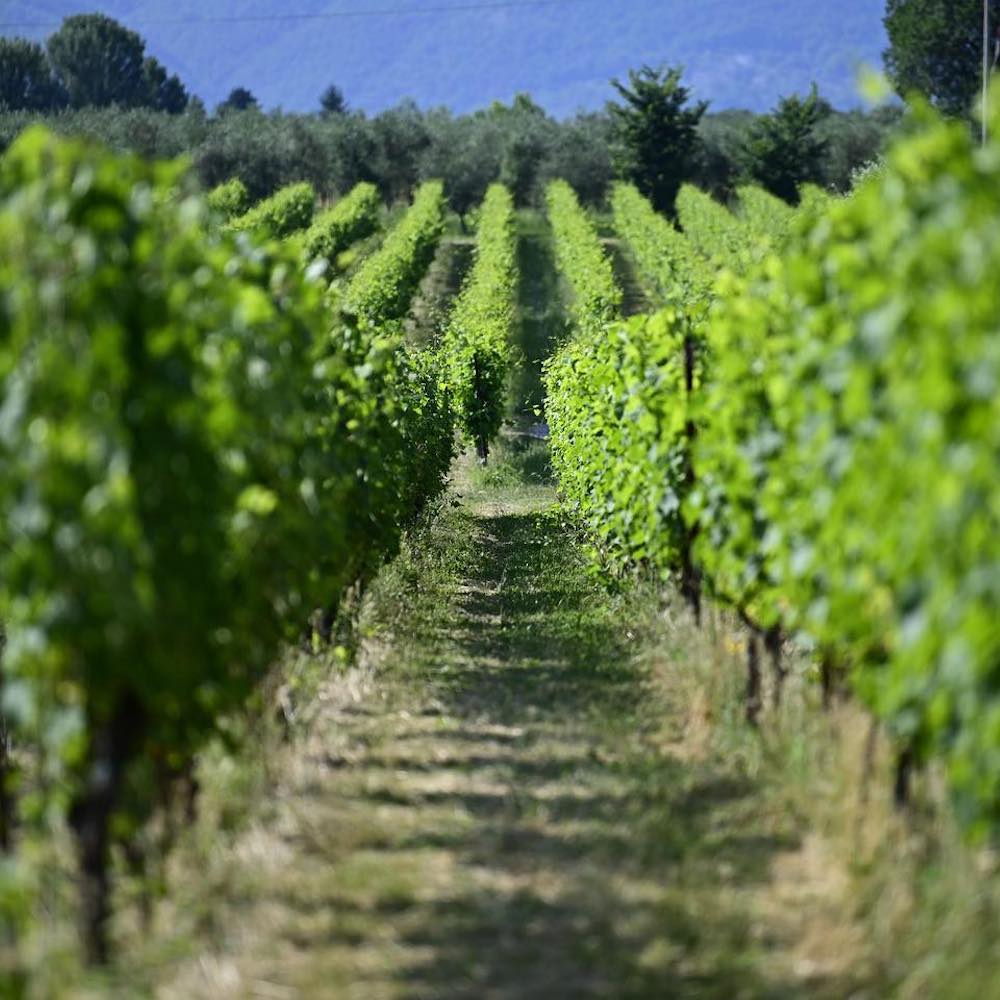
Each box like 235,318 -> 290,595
130,447 -> 860,999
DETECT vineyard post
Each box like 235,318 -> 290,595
680,331 -> 702,626
985,0 -> 991,146
894,745 -> 915,810
746,632 -> 763,727
69,695 -> 145,964
0,632 -> 11,850
473,352 -> 489,465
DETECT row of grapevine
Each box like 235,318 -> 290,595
206,177 -> 250,219
673,181 -> 828,273
545,309 -> 696,578
544,180 -> 680,576
689,108 -> 1000,831
346,180 -> 446,327
545,179 -> 621,328
301,181 -> 381,267
610,182 -> 712,308
674,183 -> 754,269
228,180 -> 316,237
547,104 -> 1000,833
0,128 -> 454,961
442,184 -> 518,461
547,181 -> 703,605
733,184 -> 795,245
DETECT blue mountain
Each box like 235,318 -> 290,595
1,0 -> 888,115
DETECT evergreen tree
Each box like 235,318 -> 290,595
742,87 -> 829,203
608,65 -> 707,216
320,84 -> 348,115
142,57 -> 189,114
45,14 -> 191,112
218,87 -> 260,113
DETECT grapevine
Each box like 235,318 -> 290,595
228,181 -> 316,238
442,183 -> 518,462
302,182 -> 381,267
0,128 -> 453,958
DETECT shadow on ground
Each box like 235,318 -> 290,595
314,503 -> 849,1000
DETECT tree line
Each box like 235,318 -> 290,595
0,85 -> 894,220
0,1 -> 980,215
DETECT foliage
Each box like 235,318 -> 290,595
142,56 -> 190,114
193,108 -> 338,201
0,126 -> 325,959
545,179 -> 621,328
490,94 -> 553,206
442,184 -> 518,458
0,126 -> 454,964
742,87 -> 828,203
417,97 -> 612,216
608,65 -> 708,216
0,38 -> 65,113
547,183 -> 707,580
228,181 -> 316,238
206,177 -> 251,220
418,110 -> 505,219
0,96 -> 889,214
797,181 -> 833,214
301,182 -> 381,266
694,109 -> 756,200
816,105 -> 901,191
345,180 -> 446,327
0,105 -> 210,166
691,99 -> 1000,833
535,111 -> 615,207
218,87 -> 259,113
546,181 -> 697,576
371,100 -> 433,203
45,13 -> 188,113
884,0 -> 989,117
546,98 -> 1000,836
320,84 -> 348,116
734,184 -> 795,245
545,310 -> 696,576
611,182 -> 712,307
675,183 -> 754,270
695,105 -> 899,200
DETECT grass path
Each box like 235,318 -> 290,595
602,237 -> 652,318
138,214 -> 868,999
155,456 -> 862,1000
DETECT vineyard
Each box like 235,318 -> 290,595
0,95 -> 998,996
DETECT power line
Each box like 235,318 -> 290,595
0,0 -> 600,31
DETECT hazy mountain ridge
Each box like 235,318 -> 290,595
1,0 -> 888,115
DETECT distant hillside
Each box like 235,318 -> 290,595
0,0 -> 888,116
